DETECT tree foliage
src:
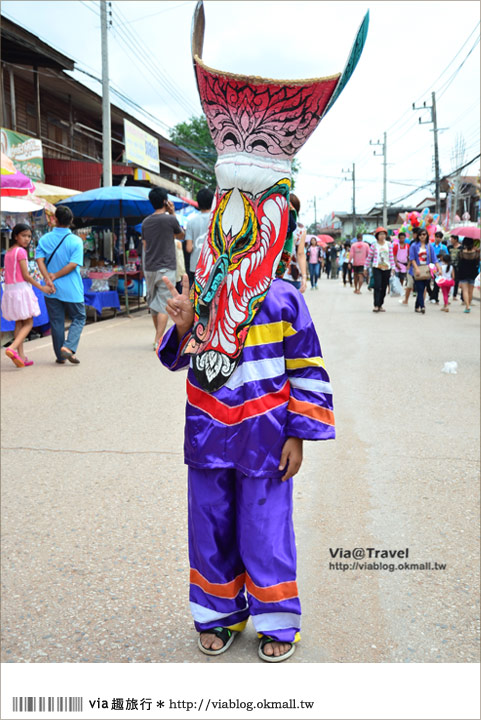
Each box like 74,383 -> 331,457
170,116 -> 216,193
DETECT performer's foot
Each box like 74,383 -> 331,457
258,635 -> 296,662
262,641 -> 292,658
198,627 -> 238,655
199,632 -> 225,652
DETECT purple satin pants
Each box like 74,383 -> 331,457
187,467 -> 301,643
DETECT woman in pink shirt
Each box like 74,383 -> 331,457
307,237 -> 321,290
2,224 -> 54,367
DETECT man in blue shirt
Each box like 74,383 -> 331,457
36,206 -> 86,364
432,230 -> 449,259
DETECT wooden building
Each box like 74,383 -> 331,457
0,16 -> 209,196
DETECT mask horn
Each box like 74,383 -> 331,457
191,0 -> 205,62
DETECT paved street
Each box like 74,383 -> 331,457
1,279 -> 479,664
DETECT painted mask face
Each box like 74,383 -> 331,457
184,1 -> 369,392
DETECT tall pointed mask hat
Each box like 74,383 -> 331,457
184,1 -> 369,391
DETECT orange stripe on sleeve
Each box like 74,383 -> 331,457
245,574 -> 299,603
190,569 -> 245,599
287,397 -> 335,425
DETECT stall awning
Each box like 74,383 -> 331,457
33,181 -> 81,204
147,172 -> 190,196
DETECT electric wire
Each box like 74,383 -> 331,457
111,2 -> 200,118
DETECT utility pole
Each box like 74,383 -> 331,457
370,133 -> 387,228
100,0 -> 112,187
342,163 -> 356,235
313,196 -> 317,232
413,91 -> 441,214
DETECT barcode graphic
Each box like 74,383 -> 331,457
12,697 -> 83,712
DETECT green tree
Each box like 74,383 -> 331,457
170,115 -> 217,194
170,115 -> 301,195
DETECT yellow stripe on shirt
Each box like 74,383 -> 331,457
245,321 -> 297,347
285,356 -> 325,370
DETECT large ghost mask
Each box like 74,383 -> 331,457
184,1 -> 369,392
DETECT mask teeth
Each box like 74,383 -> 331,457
240,256 -> 250,287
232,268 -> 240,293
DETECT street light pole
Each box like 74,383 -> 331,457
370,134 -> 387,228
343,163 -> 357,235
352,162 -> 356,233
432,92 -> 440,215
100,0 -> 112,187
413,91 -> 441,214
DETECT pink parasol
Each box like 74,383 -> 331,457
317,234 -> 335,244
0,167 -> 35,196
450,226 -> 480,240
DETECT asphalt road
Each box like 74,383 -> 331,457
1,278 -> 479,664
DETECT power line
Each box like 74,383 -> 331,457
78,0 -> 99,17
116,2 -> 191,25
388,153 -> 480,205
111,3 -> 199,118
436,35 -> 481,101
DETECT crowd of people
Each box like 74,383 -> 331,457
3,189 -> 480,371
295,222 -> 480,316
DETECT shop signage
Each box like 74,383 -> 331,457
123,120 -> 160,173
0,128 -> 45,181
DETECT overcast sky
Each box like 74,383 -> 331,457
2,0 -> 480,227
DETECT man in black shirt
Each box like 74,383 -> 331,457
142,188 -> 185,349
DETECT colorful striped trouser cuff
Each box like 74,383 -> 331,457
188,467 -> 301,643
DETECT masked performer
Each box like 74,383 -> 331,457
159,0 -> 369,662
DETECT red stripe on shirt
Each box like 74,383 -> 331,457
187,379 -> 290,426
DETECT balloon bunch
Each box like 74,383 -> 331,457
398,208 -> 442,240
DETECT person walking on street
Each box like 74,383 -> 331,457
457,237 -> 480,314
437,252 -> 455,312
339,243 -> 352,287
393,232 -> 409,287
349,232 -> 370,294
184,188 -> 214,287
307,237 -> 321,289
363,227 -> 396,312
324,246 -> 332,279
408,229 -> 441,314
427,231 -> 449,304
36,206 -> 86,364
2,223 -> 55,367
400,227 -> 420,305
447,234 -> 461,301
142,188 -> 185,350
329,244 -> 339,279
282,194 -> 308,293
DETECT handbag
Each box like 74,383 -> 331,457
415,264 -> 431,280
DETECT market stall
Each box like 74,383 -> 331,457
58,187 -> 192,314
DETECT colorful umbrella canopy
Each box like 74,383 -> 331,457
317,234 -> 335,244
450,226 -> 480,240
0,196 -> 46,213
363,234 -> 376,244
57,186 -> 190,219
0,167 -> 35,196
